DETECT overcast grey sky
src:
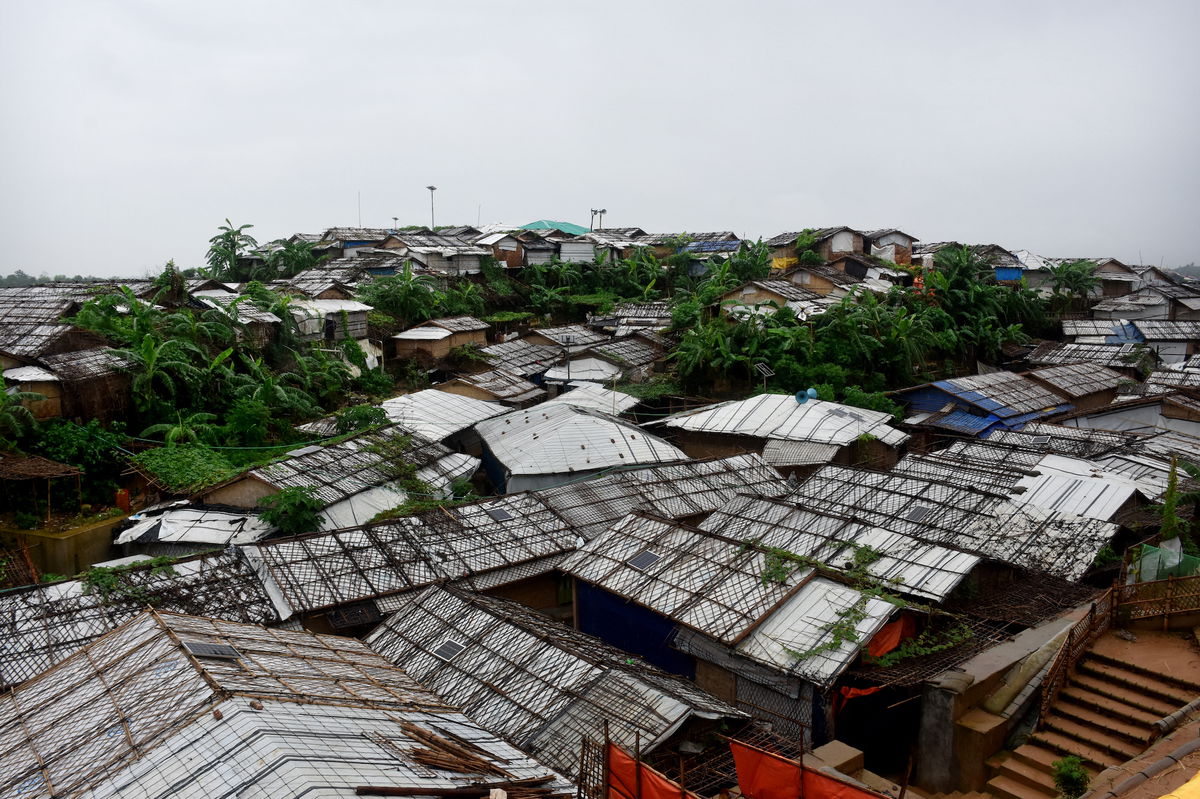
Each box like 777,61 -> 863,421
2,0 -> 1197,277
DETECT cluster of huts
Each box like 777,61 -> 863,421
3,220 -> 1200,798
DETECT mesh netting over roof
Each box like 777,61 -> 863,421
0,610 -> 572,799
561,511 -> 896,689
0,550 -> 277,689
367,585 -> 744,779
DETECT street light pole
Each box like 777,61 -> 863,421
426,185 -> 437,229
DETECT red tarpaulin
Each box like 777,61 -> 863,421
729,740 -> 887,799
607,742 -> 693,799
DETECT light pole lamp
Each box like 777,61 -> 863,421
426,185 -> 437,229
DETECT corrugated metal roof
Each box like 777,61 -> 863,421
760,439 -> 841,466
366,585 -> 743,779
542,382 -> 640,415
1026,363 -> 1126,399
394,326 -> 452,340
536,454 -> 788,541
379,389 -> 507,440
3,365 -> 58,382
431,315 -> 489,333
790,465 -> 1118,581
480,338 -> 561,375
560,512 -> 896,689
476,405 -> 687,476
701,494 -> 979,602
655,393 -> 908,447
930,372 -> 1071,418
0,611 -> 570,799
442,368 -> 546,403
1028,341 -> 1154,369
245,491 -> 578,617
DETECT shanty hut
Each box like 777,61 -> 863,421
115,504 -> 275,557
542,381 -> 640,416
0,549 -> 277,689
199,425 -> 479,529
18,347 -> 131,421
864,229 -> 918,264
378,389 -> 508,453
480,338 -> 562,379
1024,362 -> 1128,411
523,324 -> 608,353
394,315 -> 490,359
381,231 -> 490,274
475,404 -> 688,493
561,510 -> 901,744
289,298 -> 371,342
366,584 -> 747,780
0,610 -> 572,797
543,335 -> 665,384
1026,341 -> 1157,378
435,368 -> 547,407
241,490 -> 581,630
765,227 -> 865,270
894,371 -> 1074,442
651,393 -> 908,474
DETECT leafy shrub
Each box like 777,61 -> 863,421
335,404 -> 389,434
259,486 -> 324,537
1052,756 -> 1089,799
132,445 -> 240,493
13,512 -> 38,530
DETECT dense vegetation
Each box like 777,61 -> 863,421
0,220 -> 1072,526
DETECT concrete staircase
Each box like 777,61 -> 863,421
985,650 -> 1200,799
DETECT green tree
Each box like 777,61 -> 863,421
358,264 -> 440,325
206,219 -> 258,281
141,411 -> 219,446
259,486 -> 324,536
1046,259 -> 1101,312
109,336 -> 203,416
0,390 -> 45,445
265,238 -> 328,279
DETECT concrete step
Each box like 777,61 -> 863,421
1054,697 -> 1153,746
1076,659 -> 1195,707
993,752 -> 1057,795
1029,728 -> 1122,771
1068,672 -> 1178,717
1042,715 -> 1142,761
1058,684 -> 1162,726
1087,651 -> 1200,694
1010,742 -> 1099,776
986,773 -> 1055,799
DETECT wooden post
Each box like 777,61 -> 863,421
1166,575 -> 1175,631
634,731 -> 642,799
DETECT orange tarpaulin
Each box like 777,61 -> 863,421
866,614 -> 917,658
607,742 -> 693,799
729,740 -> 888,799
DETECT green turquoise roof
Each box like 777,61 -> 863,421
521,220 -> 589,236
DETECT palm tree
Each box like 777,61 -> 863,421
1046,260 -> 1101,312
109,336 -> 203,415
142,411 -> 219,445
358,263 -> 439,325
206,219 -> 258,281
266,239 -> 328,279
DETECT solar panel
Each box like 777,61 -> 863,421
626,550 -> 662,570
432,640 -> 466,661
182,641 -> 241,660
902,505 -> 932,523
1031,435 -> 1052,445
485,507 -> 514,523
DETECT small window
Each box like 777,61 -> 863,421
485,507 -> 514,523
182,641 -> 241,660
902,505 -> 932,523
626,550 -> 662,570
433,640 -> 466,661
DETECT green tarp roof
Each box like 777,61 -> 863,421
521,220 -> 589,236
